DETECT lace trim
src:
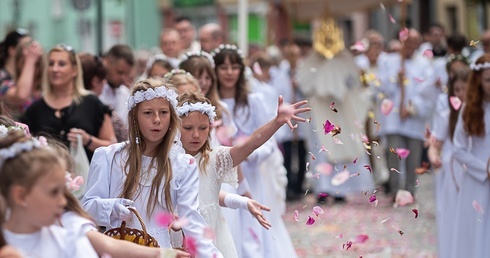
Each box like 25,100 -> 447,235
215,147 -> 238,188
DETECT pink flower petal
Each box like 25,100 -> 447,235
324,120 -> 335,134
414,77 -> 425,83
252,62 -> 263,76
203,227 -> 216,240
343,240 -> 353,250
330,102 -> 338,113
315,162 -> 333,175
312,206 -> 325,217
412,209 -> 419,218
317,192 -> 328,198
353,234 -> 369,244
155,212 -> 174,227
184,236 -> 198,256
305,162 -> 310,172
450,96 -> 462,110
333,138 -> 344,145
350,39 -> 369,52
473,200 -> 485,214
294,210 -> 299,222
215,125 -> 234,146
380,99 -> 394,115
306,216 -> 316,225
331,170 -> 350,186
189,158 -> 195,165
369,195 -> 377,203
423,49 -> 434,58
353,157 -> 358,164
335,233 -> 343,239
399,27 -> 409,42
389,14 -> 396,24
395,148 -> 411,159
395,190 -> 414,206
363,165 -> 372,173
308,151 -> 316,160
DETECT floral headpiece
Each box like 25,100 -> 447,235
211,44 -> 244,59
180,51 -> 215,68
127,86 -> 178,111
146,54 -> 170,69
65,172 -> 84,192
0,123 -> 30,138
0,138 -> 43,169
163,69 -> 193,81
176,102 -> 217,123
446,54 -> 469,70
470,62 -> 490,71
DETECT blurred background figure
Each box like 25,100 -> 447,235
159,28 -> 183,68
174,16 -> 200,53
199,23 -> 224,53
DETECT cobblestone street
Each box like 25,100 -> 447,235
284,174 -> 438,258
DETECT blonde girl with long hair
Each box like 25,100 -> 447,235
82,77 -> 222,258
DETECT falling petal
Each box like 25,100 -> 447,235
316,162 -> 333,175
395,148 -> 410,159
172,218 -> 189,229
353,234 -> 369,244
331,126 -> 342,137
331,170 -> 350,186
399,27 -> 409,42
380,3 -> 386,11
306,216 -> 316,225
415,179 -> 420,187
308,151 -> 317,160
381,99 -> 394,115
306,162 -> 310,172
369,195 -> 377,203
294,210 -> 299,222
350,173 -> 360,178
390,168 -> 401,174
306,117 -> 312,123
248,228 -> 261,245
318,145 -> 328,153
183,236 -> 198,256
360,133 -> 369,143
399,230 -> 404,236
380,218 -> 390,224
423,49 -> 434,58
155,211 -> 174,227
412,209 -> 419,218
312,206 -> 325,217
189,158 -> 195,165
318,192 -> 328,198
215,125 -> 235,146
203,227 -> 216,240
252,62 -> 263,76
350,38 -> 369,52
333,138 -> 344,145
395,190 -> 414,206
473,200 -> 485,214
343,241 -> 353,250
469,40 -> 479,47
335,234 -> 343,239
353,157 -> 358,164
364,165 -> 372,173
450,96 -> 462,110
324,120 -> 335,134
414,77 -> 425,83
313,173 -> 320,179
389,14 -> 397,24
330,102 -> 338,113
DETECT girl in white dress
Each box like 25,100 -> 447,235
450,54 -> 490,258
176,92 -> 309,257
213,44 -> 299,258
428,66 -> 469,258
0,130 -> 98,258
82,78 -> 222,258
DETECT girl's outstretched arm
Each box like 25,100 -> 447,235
230,96 -> 310,167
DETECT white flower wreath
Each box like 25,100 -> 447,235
163,69 -> 193,81
176,102 -> 217,123
470,62 -> 490,71
0,138 -> 42,168
127,86 -> 178,111
180,51 -> 215,68
211,44 -> 244,59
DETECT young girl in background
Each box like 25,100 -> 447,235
164,69 -> 201,94
82,77 -> 222,258
0,130 -> 98,258
213,44 -> 298,258
428,66 -> 469,258
146,55 -> 173,79
450,54 -> 490,258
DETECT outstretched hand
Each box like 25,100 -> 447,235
276,96 -> 311,130
247,199 -> 271,230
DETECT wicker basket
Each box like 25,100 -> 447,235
104,207 -> 160,247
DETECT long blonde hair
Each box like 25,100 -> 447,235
122,77 -> 180,216
177,92 -> 213,174
43,45 -> 90,104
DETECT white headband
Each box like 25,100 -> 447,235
0,138 -> 42,169
211,44 -> 245,59
127,86 -> 178,111
180,51 -> 215,68
176,102 -> 217,123
470,62 -> 490,71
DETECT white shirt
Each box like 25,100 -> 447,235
99,83 -> 130,127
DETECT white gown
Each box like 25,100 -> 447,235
431,94 -> 461,258
450,102 -> 490,258
82,142 -> 223,258
3,225 -> 98,258
195,146 -> 239,258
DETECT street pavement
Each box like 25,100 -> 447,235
284,173 -> 438,258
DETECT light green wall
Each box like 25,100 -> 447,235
0,0 -> 161,54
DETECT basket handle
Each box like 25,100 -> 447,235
126,207 -> 149,245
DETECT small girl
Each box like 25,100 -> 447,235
164,69 -> 201,94
176,92 -> 309,257
428,66 -> 469,258
147,54 -> 173,79
449,54 -> 490,257
0,130 -> 98,258
82,77 -> 222,257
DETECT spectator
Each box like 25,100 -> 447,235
0,29 -> 31,83
199,23 -> 224,53
174,16 -> 200,53
159,28 -> 183,68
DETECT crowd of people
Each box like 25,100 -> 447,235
0,16 -> 488,258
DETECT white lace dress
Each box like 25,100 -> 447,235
196,146 -> 239,258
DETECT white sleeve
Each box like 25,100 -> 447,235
81,147 -> 122,228
214,147 -> 238,188
431,95 -> 449,141
452,108 -> 488,183
173,155 -> 223,258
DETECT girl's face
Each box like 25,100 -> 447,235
137,98 -> 171,152
21,164 -> 66,232
217,57 -> 241,91
48,51 -> 77,89
482,69 -> 490,101
453,79 -> 466,101
148,64 -> 170,78
197,71 -> 213,95
180,111 -> 210,156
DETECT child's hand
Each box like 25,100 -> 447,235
247,199 -> 271,230
276,95 -> 310,130
113,198 -> 134,221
